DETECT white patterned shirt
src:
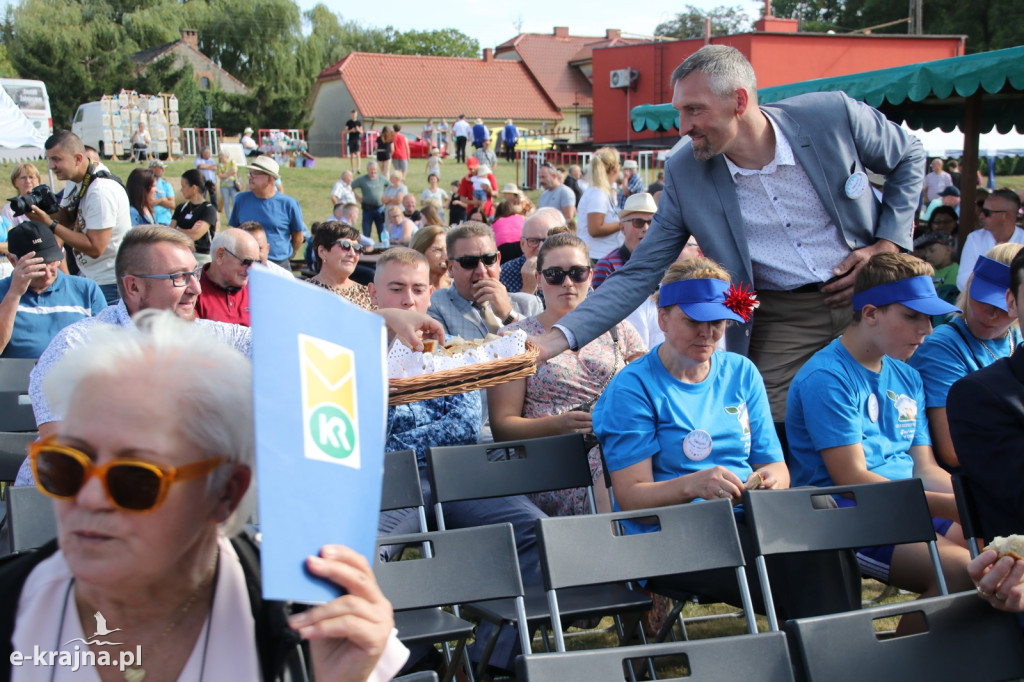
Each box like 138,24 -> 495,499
724,115 -> 851,291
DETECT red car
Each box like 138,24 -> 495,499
400,132 -> 446,159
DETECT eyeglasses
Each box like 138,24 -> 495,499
223,247 -> 255,267
332,239 -> 364,254
628,218 -> 652,228
131,267 -> 203,287
980,208 -> 1010,217
522,237 -> 546,248
541,265 -> 592,285
29,437 -> 224,512
453,252 -> 498,269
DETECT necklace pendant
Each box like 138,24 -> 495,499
125,667 -> 146,682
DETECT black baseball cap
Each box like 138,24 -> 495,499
8,221 -> 64,263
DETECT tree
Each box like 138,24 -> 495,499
386,28 -> 479,58
655,4 -> 754,39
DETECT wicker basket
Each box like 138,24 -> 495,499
388,341 -> 540,405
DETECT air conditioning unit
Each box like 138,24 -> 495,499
610,68 -> 637,89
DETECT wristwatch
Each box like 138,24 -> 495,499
49,220 -> 58,232
501,310 -> 518,326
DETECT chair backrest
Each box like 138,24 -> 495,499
516,631 -> 796,682
536,499 -> 746,590
0,359 -> 37,432
427,434 -> 593,504
952,472 -> 983,557
743,479 -> 948,630
0,432 -> 37,484
374,523 -> 524,611
6,485 -> 56,553
785,592 -> 1024,681
380,449 -> 423,512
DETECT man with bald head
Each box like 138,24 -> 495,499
331,170 -> 356,206
195,228 -> 260,326
500,207 -> 566,294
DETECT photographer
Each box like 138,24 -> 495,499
26,131 -> 130,305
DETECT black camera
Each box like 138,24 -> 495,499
8,184 -> 60,217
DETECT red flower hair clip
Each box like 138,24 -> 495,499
724,283 -> 759,322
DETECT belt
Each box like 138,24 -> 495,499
362,203 -> 381,211
784,283 -> 822,294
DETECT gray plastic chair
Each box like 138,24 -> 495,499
785,592 -> 1024,681
516,630 -> 795,682
951,472 -> 984,557
743,479 -> 949,631
0,359 -> 38,432
5,485 -> 56,554
373,524 -> 528,682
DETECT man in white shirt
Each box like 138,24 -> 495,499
923,157 -> 953,203
957,188 -> 1024,291
330,170 -> 356,206
452,114 -> 472,163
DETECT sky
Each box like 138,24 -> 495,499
302,0 -> 766,50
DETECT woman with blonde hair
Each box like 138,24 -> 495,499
909,242 -> 1023,470
410,225 -> 450,289
576,146 -> 623,264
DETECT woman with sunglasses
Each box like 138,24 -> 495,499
170,169 -> 220,265
409,225 -> 450,290
908,243 -> 1023,471
489,233 -> 646,516
307,221 -> 375,310
6,311 -> 407,681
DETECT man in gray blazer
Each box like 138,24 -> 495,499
428,222 -> 543,339
533,45 -> 925,421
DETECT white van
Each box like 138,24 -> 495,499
71,101 -> 116,157
0,79 -> 52,136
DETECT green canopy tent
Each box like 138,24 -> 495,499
630,45 -> 1024,241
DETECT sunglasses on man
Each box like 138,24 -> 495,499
453,252 -> 498,269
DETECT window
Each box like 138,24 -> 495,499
199,77 -> 210,91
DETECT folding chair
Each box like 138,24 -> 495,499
0,359 -> 37,432
5,485 -> 56,554
373,524 -> 529,682
426,434 -> 598,671
743,479 -> 949,632
394,673 -> 439,682
516,630 -> 795,682
952,472 -> 984,558
785,592 -> 1024,681
380,448 -> 429,536
534,500 -> 758,655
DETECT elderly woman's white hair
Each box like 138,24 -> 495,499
43,309 -> 255,533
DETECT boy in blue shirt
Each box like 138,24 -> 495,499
787,252 -> 973,609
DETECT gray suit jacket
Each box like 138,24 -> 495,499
560,91 -> 925,354
427,286 -> 543,339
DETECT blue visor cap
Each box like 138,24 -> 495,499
659,278 -> 745,323
969,255 -> 1011,311
852,275 -> 961,315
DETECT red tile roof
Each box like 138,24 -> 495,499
315,52 -> 562,121
494,31 -> 645,109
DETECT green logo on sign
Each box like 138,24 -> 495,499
309,405 -> 356,459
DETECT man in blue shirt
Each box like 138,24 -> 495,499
229,156 -> 305,269
786,252 -> 972,617
0,221 -> 105,358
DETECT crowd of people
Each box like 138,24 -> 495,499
3,43 -> 1024,680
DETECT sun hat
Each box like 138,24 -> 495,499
242,155 -> 280,179
622,160 -> 639,171
618,193 -> 657,220
852,275 -> 961,315
969,255 -> 1012,311
244,126 -> 254,134
147,159 -> 166,169
659,278 -> 749,323
477,165 -> 491,177
501,183 -> 523,196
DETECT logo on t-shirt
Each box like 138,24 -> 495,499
724,402 -> 750,435
885,390 -> 918,422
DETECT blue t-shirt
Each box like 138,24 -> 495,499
229,191 -> 305,262
907,316 -> 1020,409
153,176 -> 175,225
786,338 -> 930,489
0,272 -> 106,359
594,348 -> 782,531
